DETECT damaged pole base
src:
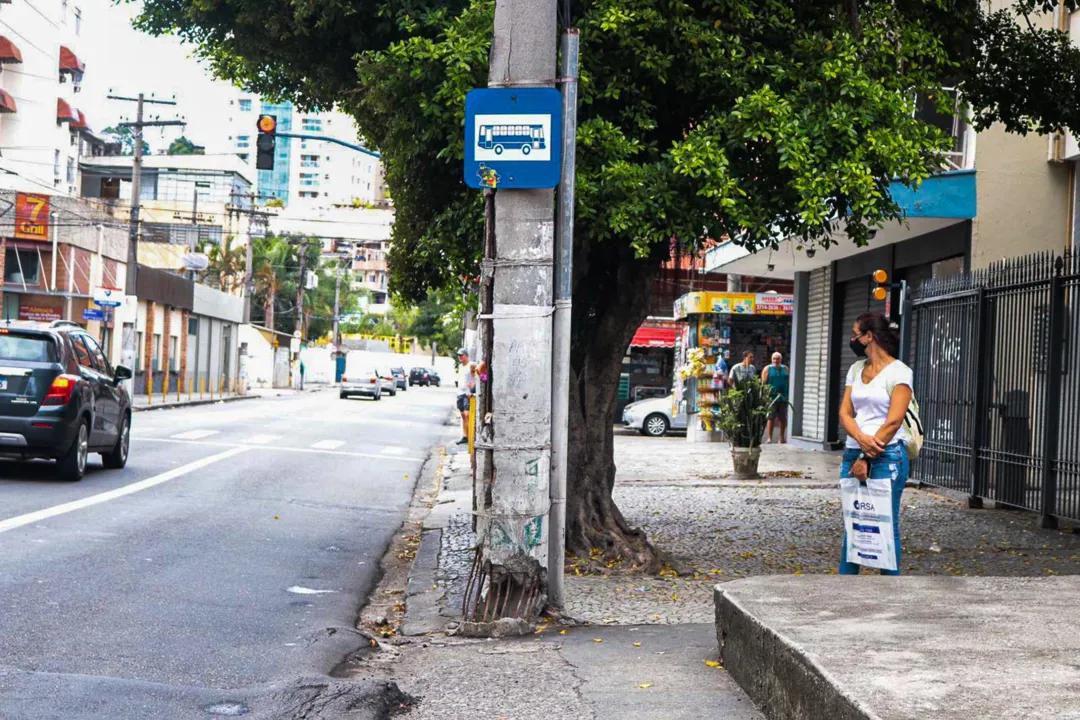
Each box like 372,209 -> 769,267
461,547 -> 547,637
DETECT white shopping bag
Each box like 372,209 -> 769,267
840,476 -> 897,572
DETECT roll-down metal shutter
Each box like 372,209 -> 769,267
800,266 -> 831,441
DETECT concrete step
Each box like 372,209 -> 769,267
715,575 -> 1080,720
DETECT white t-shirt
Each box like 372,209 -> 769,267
844,360 -> 913,450
457,363 -> 474,397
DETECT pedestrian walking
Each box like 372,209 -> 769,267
838,312 -> 913,576
761,352 -> 789,443
455,348 -> 476,445
730,351 -> 756,384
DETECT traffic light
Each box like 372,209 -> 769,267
256,114 -> 277,170
872,269 -> 889,301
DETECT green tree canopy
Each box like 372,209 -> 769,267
134,0 -> 1080,565
102,125 -> 150,156
167,136 -> 205,155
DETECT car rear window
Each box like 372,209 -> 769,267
0,333 -> 57,362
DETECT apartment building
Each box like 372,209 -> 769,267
0,0 -> 96,196
220,93 -> 385,210
78,153 -> 255,273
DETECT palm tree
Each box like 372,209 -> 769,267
252,235 -> 295,332
202,235 -> 245,293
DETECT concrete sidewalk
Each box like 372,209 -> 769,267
715,575 -> 1080,720
130,385 -> 325,412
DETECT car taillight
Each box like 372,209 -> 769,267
42,375 -> 78,406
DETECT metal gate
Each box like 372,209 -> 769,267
272,346 -> 291,389
909,250 -> 1080,527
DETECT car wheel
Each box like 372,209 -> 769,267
340,392 -> 348,400
101,414 -> 130,470
58,419 -> 90,482
373,391 -> 381,401
643,413 -> 670,438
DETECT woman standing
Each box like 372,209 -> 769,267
838,312 -> 913,576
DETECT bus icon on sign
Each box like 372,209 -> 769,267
473,113 -> 552,163
478,124 -> 546,156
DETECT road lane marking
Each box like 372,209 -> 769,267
137,437 -> 423,462
0,446 -> 250,534
171,429 -> 219,440
245,434 -> 280,445
381,446 -> 407,455
311,440 -> 346,450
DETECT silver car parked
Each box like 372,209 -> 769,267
621,395 -> 688,437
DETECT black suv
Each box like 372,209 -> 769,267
0,320 -> 133,481
409,367 -> 431,386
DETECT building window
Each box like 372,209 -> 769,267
66,157 -> 75,184
237,135 -> 250,149
74,7 -> 82,34
299,173 -> 319,187
299,191 -> 318,198
301,154 -> 320,168
54,150 -> 61,178
239,99 -> 252,112
135,332 -> 143,371
170,336 -> 179,372
238,153 -> 249,162
61,0 -> 68,23
4,249 -> 40,284
301,118 -> 322,132
152,334 -> 161,372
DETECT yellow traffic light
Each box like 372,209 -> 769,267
873,269 -> 888,284
872,286 -> 888,301
257,114 -> 277,133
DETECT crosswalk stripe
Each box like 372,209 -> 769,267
171,429 -> 219,440
245,434 -> 280,445
311,439 -> 346,450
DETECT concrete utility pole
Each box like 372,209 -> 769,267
296,243 -> 308,339
332,256 -> 343,348
468,0 -> 557,632
108,92 -> 184,292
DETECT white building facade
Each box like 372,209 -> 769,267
0,0 -> 95,196
217,91 -> 384,210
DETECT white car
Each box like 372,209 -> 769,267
621,395 -> 687,437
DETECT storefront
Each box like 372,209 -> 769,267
615,322 -> 678,421
673,291 -> 794,440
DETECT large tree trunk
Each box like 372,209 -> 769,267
565,240 -> 663,573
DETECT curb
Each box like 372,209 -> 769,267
714,585 -> 877,720
132,394 -> 257,413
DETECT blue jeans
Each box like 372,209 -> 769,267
839,443 -> 909,576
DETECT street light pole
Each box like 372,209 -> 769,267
126,93 -> 144,293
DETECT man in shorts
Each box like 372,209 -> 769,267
761,352 -> 790,443
455,348 -> 475,445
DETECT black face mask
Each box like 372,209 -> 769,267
849,337 -> 868,358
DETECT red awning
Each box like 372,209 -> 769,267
59,45 -> 84,74
630,327 -> 678,348
70,109 -> 89,130
0,89 -> 16,114
57,97 -> 77,123
0,36 -> 22,64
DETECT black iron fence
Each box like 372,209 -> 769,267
909,250 -> 1080,528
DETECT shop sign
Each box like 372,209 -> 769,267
755,294 -> 794,315
92,287 -> 124,307
19,302 -> 62,322
674,291 -> 796,319
15,193 -> 50,241
83,308 -> 105,321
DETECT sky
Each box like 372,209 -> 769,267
78,0 -> 240,154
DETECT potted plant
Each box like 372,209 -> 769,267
716,376 -> 776,479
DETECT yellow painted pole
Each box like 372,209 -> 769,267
147,374 -> 153,406
199,377 -> 204,400
467,396 -> 476,456
219,376 -> 224,396
188,374 -> 193,401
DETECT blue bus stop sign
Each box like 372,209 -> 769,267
464,87 -> 563,190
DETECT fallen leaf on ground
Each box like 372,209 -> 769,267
593,638 -> 603,643
638,684 -> 652,689
560,630 -> 567,635
633,642 -> 642,647
705,661 -> 722,668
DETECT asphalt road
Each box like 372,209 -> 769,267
0,384 -> 456,719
